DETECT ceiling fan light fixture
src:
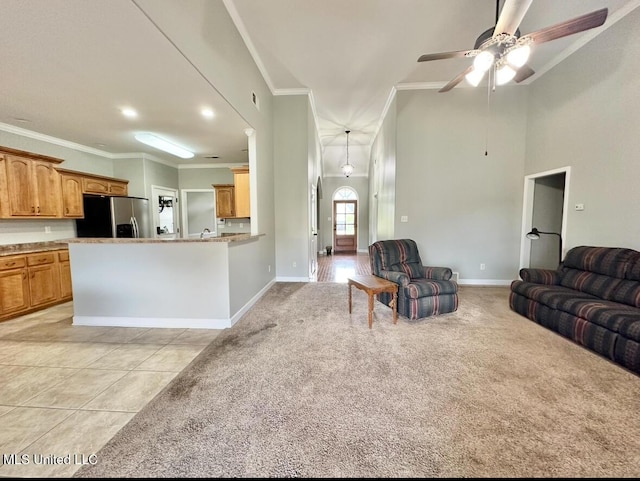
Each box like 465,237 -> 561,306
473,50 -> 495,72
496,63 -> 516,85
506,44 -> 530,68
465,67 -> 485,87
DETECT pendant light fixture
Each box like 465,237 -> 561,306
341,130 -> 353,177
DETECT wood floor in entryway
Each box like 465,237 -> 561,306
316,253 -> 370,282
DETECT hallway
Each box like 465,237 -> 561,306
316,253 -> 370,283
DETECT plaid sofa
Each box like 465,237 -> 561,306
510,246 -> 640,375
369,239 -> 458,320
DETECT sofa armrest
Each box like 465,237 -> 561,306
519,268 -> 560,285
379,270 -> 410,286
423,266 -> 453,281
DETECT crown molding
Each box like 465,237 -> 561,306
273,88 -> 310,96
395,82 -> 449,91
0,122 -> 113,158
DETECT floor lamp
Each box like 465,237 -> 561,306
526,227 -> 563,266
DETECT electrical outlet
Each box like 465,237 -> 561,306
575,203 -> 584,211
400,216 -> 408,222
44,226 -> 51,234
480,263 -> 486,271
239,223 -> 243,228
268,265 -> 271,273
292,261 -> 297,268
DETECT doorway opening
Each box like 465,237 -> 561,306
180,189 -> 216,238
151,185 -> 179,239
520,167 -> 571,269
332,187 -> 358,254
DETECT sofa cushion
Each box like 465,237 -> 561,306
627,255 -> 640,281
404,279 -> 458,299
562,246 -> 637,278
608,279 -> 640,308
559,268 -> 622,300
510,280 -> 597,309
563,299 -> 640,342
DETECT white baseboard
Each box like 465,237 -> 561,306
458,279 -> 512,286
73,316 -> 230,329
229,278 -> 276,326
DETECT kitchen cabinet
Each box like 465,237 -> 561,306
213,167 -> 250,219
0,257 -> 29,317
213,184 -> 235,218
0,248 -> 71,322
58,250 -> 72,300
0,151 -> 62,218
59,171 -> 84,218
26,252 -> 59,307
231,167 -> 250,218
82,174 -> 128,196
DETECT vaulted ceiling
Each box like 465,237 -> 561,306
0,0 -> 637,176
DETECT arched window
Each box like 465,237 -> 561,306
333,187 -> 357,201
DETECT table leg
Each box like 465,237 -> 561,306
348,281 -> 352,314
368,292 -> 374,329
392,289 -> 398,324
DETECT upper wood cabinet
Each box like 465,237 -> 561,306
82,174 -> 128,196
0,151 -> 62,218
231,167 -> 250,218
58,171 -> 84,218
213,184 -> 235,218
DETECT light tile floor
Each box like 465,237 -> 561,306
0,301 -> 223,478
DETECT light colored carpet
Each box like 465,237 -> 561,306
75,283 -> 640,478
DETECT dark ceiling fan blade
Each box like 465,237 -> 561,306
525,8 -> 608,45
493,0 -> 533,36
514,64 -> 535,83
418,50 -> 473,62
439,66 -> 473,93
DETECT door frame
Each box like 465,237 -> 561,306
151,185 -> 179,239
180,188 -> 216,239
519,166 -> 571,269
333,199 -> 358,253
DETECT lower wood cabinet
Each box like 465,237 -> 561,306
0,248 -> 72,322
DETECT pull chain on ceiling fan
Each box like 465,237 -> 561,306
417,0 -> 608,93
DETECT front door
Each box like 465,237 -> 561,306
333,200 -> 357,253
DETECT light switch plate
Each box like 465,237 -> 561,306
575,203 -> 584,211
400,216 -> 408,222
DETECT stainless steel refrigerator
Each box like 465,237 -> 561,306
76,194 -> 151,238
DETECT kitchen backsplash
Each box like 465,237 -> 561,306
0,219 -> 76,245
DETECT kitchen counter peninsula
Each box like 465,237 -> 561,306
66,234 -> 271,329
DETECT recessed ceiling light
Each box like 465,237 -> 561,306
121,108 -> 138,118
201,108 -> 215,119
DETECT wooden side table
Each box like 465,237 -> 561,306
347,274 -> 398,329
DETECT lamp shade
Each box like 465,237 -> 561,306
526,228 -> 541,240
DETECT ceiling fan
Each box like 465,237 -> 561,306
417,0 -> 608,92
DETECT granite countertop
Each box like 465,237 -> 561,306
63,233 -> 263,244
0,241 -> 69,257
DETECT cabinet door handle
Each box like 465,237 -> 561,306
7,261 -> 16,267
23,272 -> 27,280
37,206 -> 41,214
30,272 -> 34,279
31,206 -> 36,213
65,207 -> 69,214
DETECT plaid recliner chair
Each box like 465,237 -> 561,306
369,239 -> 458,320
